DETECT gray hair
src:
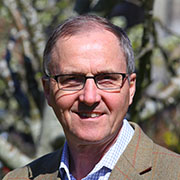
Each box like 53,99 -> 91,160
43,14 -> 135,76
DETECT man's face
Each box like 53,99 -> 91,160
43,29 -> 136,146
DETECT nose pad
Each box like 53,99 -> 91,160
79,79 -> 101,106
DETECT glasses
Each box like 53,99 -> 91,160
49,73 -> 128,91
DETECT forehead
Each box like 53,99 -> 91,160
50,29 -> 126,74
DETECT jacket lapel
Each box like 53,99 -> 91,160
27,149 -> 63,180
27,122 -> 153,180
29,171 -> 61,180
109,122 -> 153,180
109,154 -> 145,180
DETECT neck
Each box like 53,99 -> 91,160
67,130 -> 121,180
69,145 -> 104,180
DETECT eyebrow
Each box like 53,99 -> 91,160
96,70 -> 117,74
57,71 -> 84,75
60,69 -> 117,75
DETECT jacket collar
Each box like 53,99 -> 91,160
109,122 -> 153,180
28,149 -> 62,179
27,122 -> 153,180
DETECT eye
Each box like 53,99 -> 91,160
97,74 -> 118,82
96,74 -> 122,88
58,75 -> 83,87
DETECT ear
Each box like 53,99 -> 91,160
129,73 -> 136,105
42,76 -> 52,106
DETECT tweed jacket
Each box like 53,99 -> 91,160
3,122 -> 180,180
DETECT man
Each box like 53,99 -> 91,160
3,15 -> 180,180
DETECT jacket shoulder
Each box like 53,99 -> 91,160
152,140 -> 180,179
153,143 -> 180,162
129,122 -> 180,179
2,166 -> 29,180
2,149 -> 62,179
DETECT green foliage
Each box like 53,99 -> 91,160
164,131 -> 179,147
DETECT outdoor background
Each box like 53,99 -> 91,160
0,0 -> 180,178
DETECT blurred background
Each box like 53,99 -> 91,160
0,0 -> 179,178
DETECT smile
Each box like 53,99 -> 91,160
76,112 -> 102,118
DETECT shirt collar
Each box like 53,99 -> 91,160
59,119 -> 134,179
59,141 -> 71,180
89,119 -> 134,174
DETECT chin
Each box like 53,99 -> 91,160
75,131 -> 110,145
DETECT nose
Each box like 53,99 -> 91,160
79,78 -> 101,106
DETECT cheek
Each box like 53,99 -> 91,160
50,94 -> 75,130
50,89 -> 79,123
55,92 -> 79,110
104,91 -> 130,113
50,80 -> 77,110
48,81 -> 74,121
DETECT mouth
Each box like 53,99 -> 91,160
75,112 -> 103,119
